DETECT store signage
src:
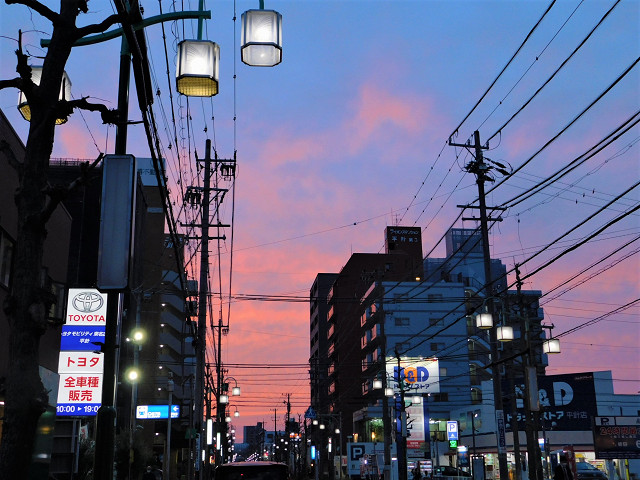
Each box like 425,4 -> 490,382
60,325 -> 106,351
136,404 -> 180,419
503,372 -> 598,431
56,288 -> 107,417
387,358 -> 440,394
593,416 -> 640,459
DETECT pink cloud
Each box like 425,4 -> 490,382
344,84 -> 433,153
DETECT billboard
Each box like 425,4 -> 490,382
56,289 -> 108,417
503,372 -> 597,431
593,417 -> 640,459
387,358 -> 440,394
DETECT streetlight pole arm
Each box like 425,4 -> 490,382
40,10 -> 212,48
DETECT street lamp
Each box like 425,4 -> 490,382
241,2 -> 283,67
543,338 -> 561,354
176,40 -> 220,96
18,66 -> 72,124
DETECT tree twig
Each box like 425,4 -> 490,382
0,78 -> 23,91
58,97 -> 119,124
75,13 -> 123,39
5,0 -> 59,24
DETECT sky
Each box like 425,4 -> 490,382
1,0 -> 639,442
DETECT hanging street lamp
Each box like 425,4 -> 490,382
241,1 -> 282,67
176,40 -> 220,96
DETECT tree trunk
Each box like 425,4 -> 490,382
0,17 -> 76,479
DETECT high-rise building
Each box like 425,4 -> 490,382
310,226 -> 548,471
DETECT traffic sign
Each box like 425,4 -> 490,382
305,406 -> 317,419
447,420 -> 459,440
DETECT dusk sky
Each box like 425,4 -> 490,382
1,0 -> 638,441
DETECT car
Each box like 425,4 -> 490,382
576,462 -> 608,480
215,461 -> 290,480
432,466 -> 472,478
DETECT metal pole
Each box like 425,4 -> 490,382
395,351 -> 407,480
166,373 -> 174,480
196,140 -> 212,479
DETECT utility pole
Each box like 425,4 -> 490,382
395,349 -> 408,480
515,266 -> 543,480
195,139 -> 212,479
450,131 -> 509,480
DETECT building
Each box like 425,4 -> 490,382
310,226 -> 551,480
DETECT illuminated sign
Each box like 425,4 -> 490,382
447,421 -> 458,440
60,325 -> 106,351
136,405 -> 180,419
387,358 -> 440,394
56,289 -> 108,417
58,352 -> 104,374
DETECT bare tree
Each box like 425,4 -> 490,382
0,1 -> 120,477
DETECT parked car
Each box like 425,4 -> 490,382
215,461 -> 289,480
433,466 -> 472,478
576,462 -> 608,480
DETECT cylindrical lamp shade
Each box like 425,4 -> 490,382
476,313 -> 493,329
18,67 -> 72,125
241,9 -> 282,66
384,387 -> 394,397
372,379 -> 383,390
220,394 -> 229,404
176,40 -> 219,96
232,386 -> 241,396
496,326 -> 514,342
543,338 -> 561,354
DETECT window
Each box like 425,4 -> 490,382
429,317 -> 444,327
0,229 -> 14,288
431,393 -> 449,402
430,342 -> 444,352
428,294 -> 443,302
395,317 -> 410,326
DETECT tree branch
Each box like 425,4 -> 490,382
40,153 -> 104,223
0,140 -> 24,173
5,0 -> 59,24
58,97 -> 119,124
0,78 -> 23,92
75,13 -> 123,39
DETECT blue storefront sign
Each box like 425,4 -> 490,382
136,404 -> 180,419
60,325 -> 106,351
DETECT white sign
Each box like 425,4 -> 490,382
57,373 -> 103,404
58,351 -> 104,374
387,358 -> 440,394
65,288 -> 108,325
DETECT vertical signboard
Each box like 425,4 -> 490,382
496,410 -> 506,454
56,288 -> 107,416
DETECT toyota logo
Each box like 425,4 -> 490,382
72,292 -> 104,312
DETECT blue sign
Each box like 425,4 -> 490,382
60,325 -> 106,351
447,421 -> 458,440
57,403 -> 101,417
136,404 -> 180,419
